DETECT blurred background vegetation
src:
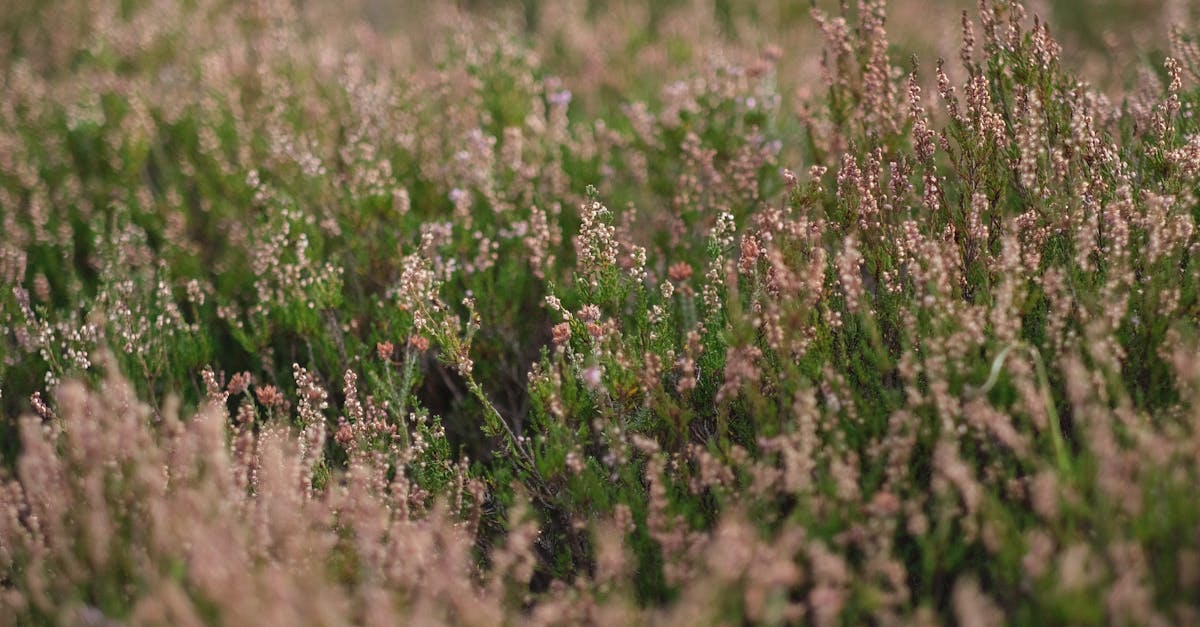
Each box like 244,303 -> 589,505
361,0 -> 1195,92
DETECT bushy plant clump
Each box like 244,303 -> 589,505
2,0 -> 1200,623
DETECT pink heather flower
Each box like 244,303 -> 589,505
577,304 -> 602,323
255,385 -> 286,410
551,322 -> 571,346
581,365 -> 603,390
548,89 -> 572,107
668,262 -> 693,282
227,371 -> 253,396
408,335 -> 431,352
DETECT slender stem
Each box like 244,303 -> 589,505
970,341 -> 1072,478
1025,345 -> 1073,480
465,376 -> 534,467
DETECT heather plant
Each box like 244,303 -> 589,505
2,0 -> 1200,624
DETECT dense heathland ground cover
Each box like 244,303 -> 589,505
2,0 -> 1200,623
